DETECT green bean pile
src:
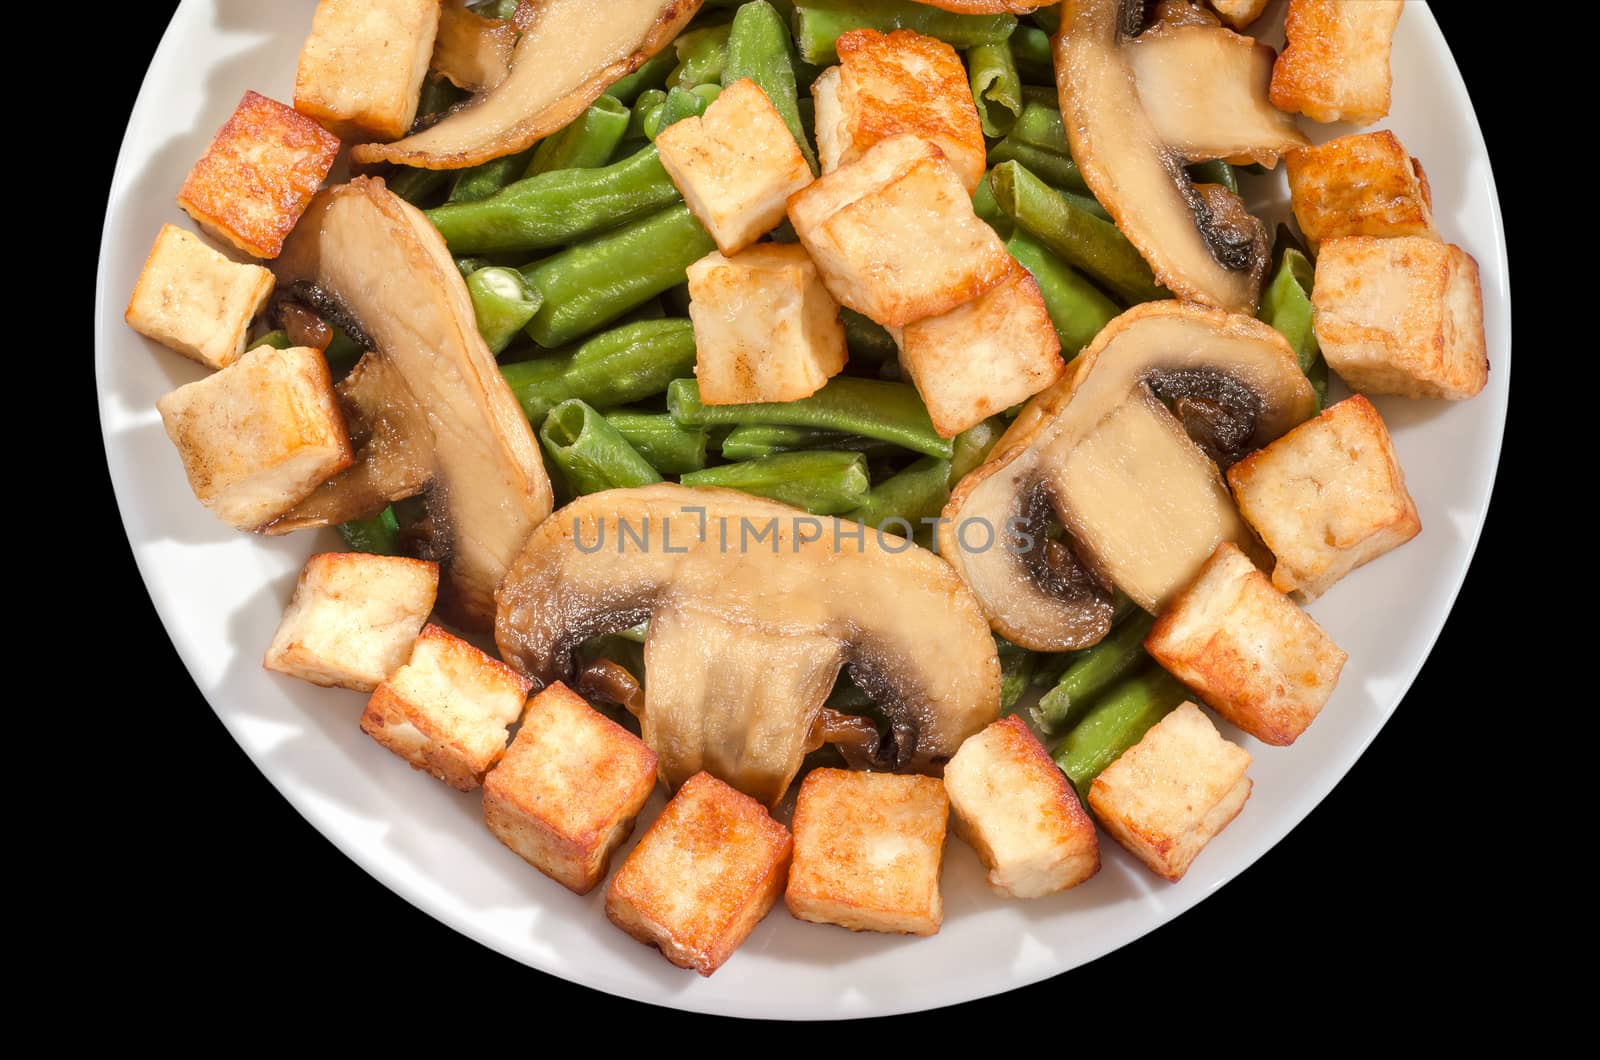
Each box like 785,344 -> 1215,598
342,0 -> 1332,796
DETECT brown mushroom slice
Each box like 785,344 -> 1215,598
432,0 -> 518,94
353,0 -> 702,170
495,484 -> 1001,807
1054,0 -> 1279,310
940,302 -> 1316,649
1126,23 -> 1307,167
264,177 -> 553,630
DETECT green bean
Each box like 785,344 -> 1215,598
1053,667 -> 1188,800
448,149 -> 537,204
680,451 -> 870,515
1034,611 -> 1157,734
604,409 -> 710,475
949,415 -> 1007,483
337,507 -> 402,556
425,143 -> 681,255
720,424 -> 896,461
501,318 -> 698,424
417,75 -> 468,118
466,266 -> 543,354
1010,102 -> 1070,156
668,377 -> 952,458
248,329 -> 291,351
1261,239 -> 1328,406
1005,231 -> 1121,355
791,0 -> 1018,66
840,308 -> 897,364
1031,650 -> 1078,690
987,138 -> 1089,197
847,455 -> 951,531
968,42 -> 1023,137
1188,159 -> 1240,195
324,327 -> 363,370
387,166 -> 449,206
468,0 -> 519,18
525,95 -> 630,177
607,50 -> 677,105
539,399 -> 663,496
991,160 -> 1165,305
1000,651 -> 1039,715
725,0 -> 818,172
627,89 -> 669,139
1030,5 -> 1060,35
671,24 -> 732,88
646,84 -> 720,140
521,205 -> 716,346
973,173 -> 1015,239
1011,25 -> 1053,83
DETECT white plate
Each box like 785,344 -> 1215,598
96,1 -> 1508,1018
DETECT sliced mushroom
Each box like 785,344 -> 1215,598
1054,0 -> 1299,310
432,0 -> 518,94
495,484 -> 1001,806
940,301 -> 1316,650
353,0 -> 702,170
264,177 -> 553,630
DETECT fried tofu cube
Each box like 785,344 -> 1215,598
813,28 -> 986,193
1270,0 -> 1404,125
1145,543 -> 1348,746
605,772 -> 792,976
944,716 -> 1099,898
359,625 -> 533,791
1227,394 -> 1421,602
656,78 -> 815,255
893,261 -> 1064,436
1209,0 -> 1271,30
178,91 -> 341,259
785,769 -> 947,935
685,244 -> 847,405
1286,131 -> 1435,249
263,553 -> 439,691
1313,236 -> 1488,400
294,0 -> 440,140
124,225 -> 276,370
156,345 -> 352,529
787,134 -> 1012,327
1089,701 -> 1252,882
482,683 -> 658,894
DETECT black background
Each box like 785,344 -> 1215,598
86,3 -> 1520,1029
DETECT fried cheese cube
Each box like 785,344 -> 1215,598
1269,0 -> 1405,125
1088,702 -> 1252,882
787,134 -> 1011,327
785,769 -> 948,936
359,625 -> 533,791
1312,236 -> 1488,400
1227,394 -> 1421,602
656,78 -> 815,255
156,345 -> 352,529
482,683 -> 658,895
1145,543 -> 1348,747
944,716 -> 1100,898
124,225 -> 275,370
605,772 -> 792,976
177,91 -> 341,258
685,244 -> 847,405
893,261 -> 1064,436
812,28 -> 986,193
294,0 -> 441,140
1285,131 -> 1435,249
264,553 -> 439,692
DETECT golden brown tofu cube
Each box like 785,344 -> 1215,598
1227,394 -> 1421,602
814,28 -> 986,193
177,91 -> 341,258
1089,701 -> 1252,882
1146,543 -> 1348,747
787,134 -> 1011,327
156,345 -> 352,529
1270,0 -> 1404,125
294,0 -> 441,140
656,78 -> 815,255
359,625 -> 533,791
264,552 -> 439,692
785,769 -> 947,935
605,772 -> 792,976
894,261 -> 1064,436
483,683 -> 658,895
124,225 -> 275,370
944,716 -> 1099,898
686,244 -> 847,405
1313,236 -> 1488,400
1209,0 -> 1271,30
1286,131 -> 1435,249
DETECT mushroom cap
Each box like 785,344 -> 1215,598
941,301 -> 1317,650
495,484 -> 1002,806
